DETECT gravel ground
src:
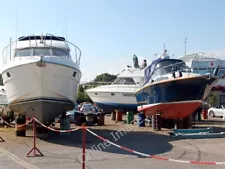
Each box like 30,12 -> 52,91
0,115 -> 225,169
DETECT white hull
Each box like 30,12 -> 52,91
86,85 -> 139,104
2,57 -> 81,123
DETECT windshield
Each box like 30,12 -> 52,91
33,48 -> 51,56
52,48 -> 70,57
83,104 -> 92,108
113,77 -> 136,85
15,49 -> 31,57
153,60 -> 190,77
15,47 -> 70,57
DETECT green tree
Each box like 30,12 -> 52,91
208,93 -> 217,107
77,85 -> 92,103
94,73 -> 117,82
76,73 -> 117,103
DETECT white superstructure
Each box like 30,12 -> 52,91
1,34 -> 82,123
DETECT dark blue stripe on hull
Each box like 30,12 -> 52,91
95,102 -> 137,113
136,76 -> 217,106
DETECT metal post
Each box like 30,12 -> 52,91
82,123 -> 86,169
27,118 -> 44,157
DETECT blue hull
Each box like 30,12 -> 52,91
136,76 -> 217,106
95,102 -> 137,113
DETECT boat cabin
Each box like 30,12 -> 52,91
14,35 -> 71,58
144,58 -> 191,84
112,66 -> 145,85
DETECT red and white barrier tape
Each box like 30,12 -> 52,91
0,116 -> 33,128
34,118 -> 81,133
86,128 -> 225,165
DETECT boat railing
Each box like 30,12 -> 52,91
2,33 -> 82,66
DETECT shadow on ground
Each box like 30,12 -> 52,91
38,127 -> 176,157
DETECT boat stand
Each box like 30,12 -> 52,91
0,136 -> 4,142
27,118 -> 44,157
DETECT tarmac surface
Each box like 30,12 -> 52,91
1,115 -> 225,169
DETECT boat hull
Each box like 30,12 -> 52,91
9,97 -> 74,123
86,86 -> 138,113
138,100 -> 202,119
136,75 -> 218,119
2,60 -> 81,123
95,102 -> 137,113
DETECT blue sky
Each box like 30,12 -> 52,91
0,0 -> 224,82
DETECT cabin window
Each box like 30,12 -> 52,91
15,47 -> 70,57
15,49 -> 31,57
52,48 -> 70,57
154,60 -> 187,76
33,48 -> 51,56
113,77 -> 135,85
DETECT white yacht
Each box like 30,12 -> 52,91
1,34 -> 82,124
86,65 -> 145,113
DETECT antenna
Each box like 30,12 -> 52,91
15,0 -> 20,40
16,7 -> 18,39
184,38 -> 187,56
163,44 -> 165,50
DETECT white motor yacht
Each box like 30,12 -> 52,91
1,34 -> 82,124
86,65 -> 145,113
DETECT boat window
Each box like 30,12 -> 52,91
153,60 -> 187,76
113,77 -> 135,84
15,49 -> 31,57
52,48 -> 70,57
33,48 -> 51,56
219,69 -> 225,79
193,67 -> 224,77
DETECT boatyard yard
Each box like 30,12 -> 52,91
0,0 -> 224,169
0,115 -> 225,169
